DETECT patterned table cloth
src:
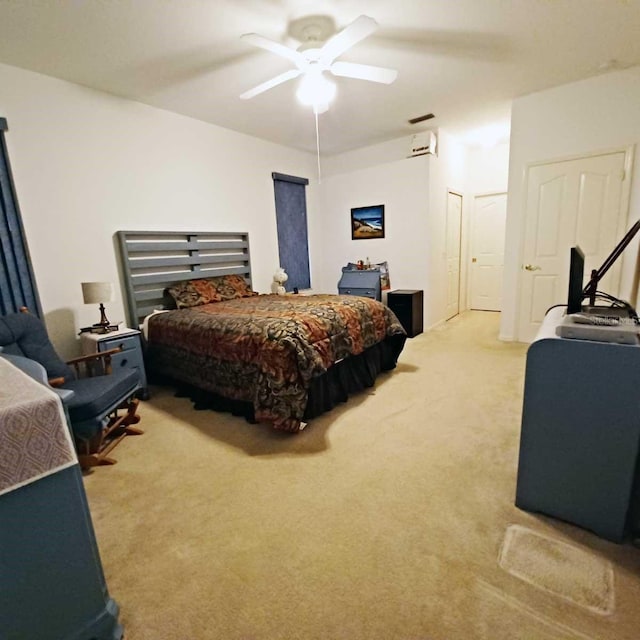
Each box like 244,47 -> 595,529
0,357 -> 77,496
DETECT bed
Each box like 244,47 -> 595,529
117,231 -> 406,431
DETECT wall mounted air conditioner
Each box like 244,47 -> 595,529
409,131 -> 437,157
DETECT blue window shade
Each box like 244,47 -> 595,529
0,118 -> 42,317
272,172 -> 310,291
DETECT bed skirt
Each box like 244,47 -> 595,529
168,333 -> 406,429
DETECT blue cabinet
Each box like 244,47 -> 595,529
81,328 -> 148,398
516,307 -> 640,542
337,268 -> 381,301
1,466 -> 123,640
0,358 -> 123,639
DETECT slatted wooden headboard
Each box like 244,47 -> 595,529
116,230 -> 252,328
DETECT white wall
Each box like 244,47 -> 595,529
0,59 -> 514,357
316,153 -> 430,299
317,129 -> 469,329
467,142 -> 510,195
426,130 -> 468,319
501,65 -> 640,341
0,63 -> 317,356
322,136 -> 414,178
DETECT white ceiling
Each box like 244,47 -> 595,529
0,0 -> 639,155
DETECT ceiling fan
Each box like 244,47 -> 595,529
239,14 -> 398,113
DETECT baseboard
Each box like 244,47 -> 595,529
426,318 -> 447,331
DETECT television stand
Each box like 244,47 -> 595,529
516,306 -> 640,542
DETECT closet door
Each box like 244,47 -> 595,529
517,151 -> 630,342
469,193 -> 507,312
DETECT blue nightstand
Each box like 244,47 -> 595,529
81,328 -> 148,398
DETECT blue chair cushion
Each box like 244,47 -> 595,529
64,368 -> 139,425
0,313 -> 75,381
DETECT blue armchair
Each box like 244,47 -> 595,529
0,311 -> 143,469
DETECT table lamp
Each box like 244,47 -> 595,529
81,282 -> 114,330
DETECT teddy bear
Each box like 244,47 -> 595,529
270,267 -> 288,295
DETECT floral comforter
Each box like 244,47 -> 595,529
146,294 -> 406,431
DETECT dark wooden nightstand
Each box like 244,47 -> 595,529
387,290 -> 424,337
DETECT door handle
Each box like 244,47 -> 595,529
524,264 -> 542,271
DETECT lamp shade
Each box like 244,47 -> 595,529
81,282 -> 114,304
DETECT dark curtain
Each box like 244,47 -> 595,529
272,172 -> 311,291
0,118 -> 41,317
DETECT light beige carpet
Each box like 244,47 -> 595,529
83,311 -> 640,640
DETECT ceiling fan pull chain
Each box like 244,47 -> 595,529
315,109 -> 322,184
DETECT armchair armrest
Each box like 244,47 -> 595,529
66,347 -> 122,378
1,353 -> 50,384
1,353 -> 71,387
65,347 -> 122,366
0,353 -> 75,403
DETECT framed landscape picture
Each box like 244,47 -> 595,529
351,204 -> 385,240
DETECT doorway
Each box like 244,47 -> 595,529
469,192 -> 507,311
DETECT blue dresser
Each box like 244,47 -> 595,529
515,307 -> 640,543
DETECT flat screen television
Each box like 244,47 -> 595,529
566,219 -> 640,315
567,246 -> 585,314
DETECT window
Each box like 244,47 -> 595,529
0,118 -> 42,316
272,172 -> 310,291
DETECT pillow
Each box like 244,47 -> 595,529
207,274 -> 258,300
166,279 -> 222,309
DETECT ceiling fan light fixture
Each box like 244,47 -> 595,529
312,101 -> 330,115
296,70 -> 336,110
240,14 -> 396,107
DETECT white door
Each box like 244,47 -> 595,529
517,151 -> 630,342
445,192 -> 462,319
470,193 -> 507,311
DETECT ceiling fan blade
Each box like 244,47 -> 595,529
240,68 -> 302,100
241,33 -> 307,68
318,15 -> 379,65
330,61 -> 397,84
